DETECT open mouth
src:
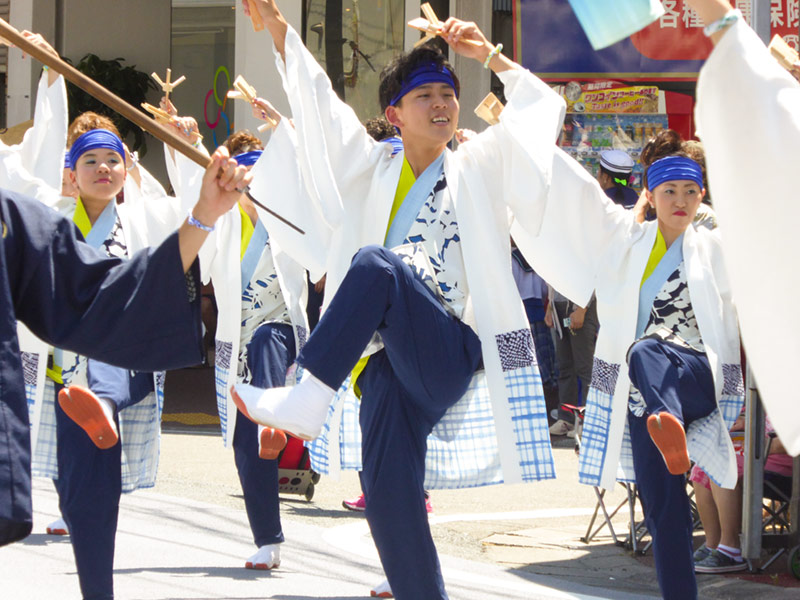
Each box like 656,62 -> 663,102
431,116 -> 450,124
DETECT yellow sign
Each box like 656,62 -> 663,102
562,81 -> 660,114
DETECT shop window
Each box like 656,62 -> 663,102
302,0 -> 406,121
170,1 -> 236,149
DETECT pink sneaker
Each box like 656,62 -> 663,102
342,493 -> 366,512
342,492 -> 433,513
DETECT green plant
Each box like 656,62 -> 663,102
65,53 -> 156,155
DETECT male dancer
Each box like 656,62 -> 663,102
232,2 -> 567,598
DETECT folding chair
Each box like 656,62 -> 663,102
756,434 -> 799,574
564,403 -> 645,551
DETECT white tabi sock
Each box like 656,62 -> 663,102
370,578 -> 393,598
245,543 -> 281,570
232,373 -> 334,440
46,517 -> 69,535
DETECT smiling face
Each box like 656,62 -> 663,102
648,179 -> 705,240
70,148 -> 126,203
385,82 -> 459,150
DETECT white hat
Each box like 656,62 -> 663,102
600,150 -> 634,174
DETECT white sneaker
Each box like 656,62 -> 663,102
245,543 -> 281,570
232,374 -> 334,440
46,517 -> 68,535
370,579 -> 393,598
549,419 -> 574,436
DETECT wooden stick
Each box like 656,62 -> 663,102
141,102 -> 175,125
152,68 -> 186,103
0,18 -> 303,234
407,17 -> 482,47
769,34 -> 799,72
141,103 -> 204,142
474,92 -> 504,126
227,75 -> 278,132
233,75 -> 258,104
421,3 -> 440,28
408,3 -> 483,47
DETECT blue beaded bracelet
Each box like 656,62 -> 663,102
187,212 -> 214,233
703,8 -> 741,37
483,43 -> 503,69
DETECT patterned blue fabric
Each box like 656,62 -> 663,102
579,358 -> 745,488
22,352 -> 38,414
578,386 -> 614,486
214,340 -> 233,438
32,377 -> 164,493
308,360 -> 554,489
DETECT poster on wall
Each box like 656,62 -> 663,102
515,0 -> 800,80
555,81 -> 668,188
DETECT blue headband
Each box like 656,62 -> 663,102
646,155 -> 704,191
382,136 -> 404,157
63,153 -> 71,170
234,150 -> 263,167
389,63 -> 458,106
69,129 -> 125,170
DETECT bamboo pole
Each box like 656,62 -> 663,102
0,19 -> 303,234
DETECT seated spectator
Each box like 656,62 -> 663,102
691,413 -> 793,573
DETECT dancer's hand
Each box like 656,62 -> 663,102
252,97 -> 282,125
242,0 -> 288,57
159,96 -> 178,117
439,18 -> 514,72
195,147 -> 252,225
20,31 -> 59,85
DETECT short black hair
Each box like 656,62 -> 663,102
378,43 -> 460,112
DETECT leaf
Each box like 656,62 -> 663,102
66,53 -> 156,153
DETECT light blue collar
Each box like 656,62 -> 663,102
384,151 -> 445,248
241,219 -> 269,294
636,233 -> 684,339
84,200 -> 117,249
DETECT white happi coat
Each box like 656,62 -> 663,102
165,149 -> 309,447
20,137 -> 187,492
24,167 -> 187,492
10,72 -> 68,436
695,19 -> 800,456
248,26 -> 566,488
512,143 -> 745,490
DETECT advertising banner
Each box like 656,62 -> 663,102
516,0 -> 799,80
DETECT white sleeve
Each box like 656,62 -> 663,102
0,148 -> 61,206
274,25 -> 387,230
695,19 -> 800,455
18,73 -> 68,192
455,67 -> 630,307
249,119 -> 331,282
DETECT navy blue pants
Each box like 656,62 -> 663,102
298,246 -> 482,600
54,361 -> 152,600
627,337 -> 717,600
233,322 -> 295,547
